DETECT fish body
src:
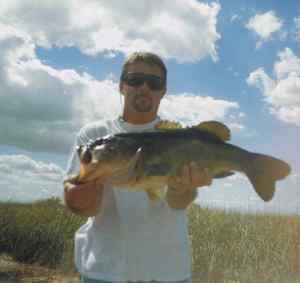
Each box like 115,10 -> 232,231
72,121 -> 291,202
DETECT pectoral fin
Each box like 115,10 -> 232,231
127,147 -> 144,181
146,187 -> 162,202
112,147 -> 144,186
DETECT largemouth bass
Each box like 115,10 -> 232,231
70,120 -> 291,202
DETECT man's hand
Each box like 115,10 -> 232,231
168,162 -> 212,195
165,162 -> 212,210
64,179 -> 105,216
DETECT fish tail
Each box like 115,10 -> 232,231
244,153 -> 291,201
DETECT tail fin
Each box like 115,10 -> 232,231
245,153 -> 291,201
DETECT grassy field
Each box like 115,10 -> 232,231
0,198 -> 299,283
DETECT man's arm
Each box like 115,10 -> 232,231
63,123 -> 109,217
165,163 -> 212,210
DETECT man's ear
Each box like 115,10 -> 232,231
160,86 -> 167,98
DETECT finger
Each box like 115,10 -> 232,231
190,162 -> 200,185
202,168 -> 212,186
204,168 -> 212,186
190,166 -> 212,187
181,164 -> 191,186
192,165 -> 207,187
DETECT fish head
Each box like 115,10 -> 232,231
77,134 -> 140,180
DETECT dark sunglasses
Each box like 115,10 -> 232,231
121,72 -> 165,91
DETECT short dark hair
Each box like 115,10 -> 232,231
120,52 -> 167,84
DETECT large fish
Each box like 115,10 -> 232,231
69,120 -> 291,202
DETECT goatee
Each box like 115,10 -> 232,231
132,95 -> 153,112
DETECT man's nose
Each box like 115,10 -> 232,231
136,81 -> 150,93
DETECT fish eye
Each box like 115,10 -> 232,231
90,135 -> 111,148
76,145 -> 83,155
93,138 -> 105,146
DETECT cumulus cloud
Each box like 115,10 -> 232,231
0,21 -> 242,154
0,0 -> 221,62
247,48 -> 300,126
0,1 -> 241,155
0,23 -> 123,153
159,94 -> 241,127
246,11 -> 283,48
0,154 -> 64,202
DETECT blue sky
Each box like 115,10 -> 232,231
0,0 -> 299,213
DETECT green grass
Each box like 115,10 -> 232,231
0,198 -> 85,273
0,198 -> 300,282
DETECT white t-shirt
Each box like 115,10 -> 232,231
65,116 -> 192,282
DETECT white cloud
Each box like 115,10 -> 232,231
0,0 -> 221,62
0,154 -> 64,202
246,11 -> 283,48
159,93 -> 243,129
0,21 -> 242,154
0,23 -> 122,153
227,122 -> 245,132
247,48 -> 300,126
274,48 -> 300,79
290,173 -> 300,185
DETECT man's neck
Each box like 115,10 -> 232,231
122,112 -> 157,125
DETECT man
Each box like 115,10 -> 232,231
64,52 -> 212,283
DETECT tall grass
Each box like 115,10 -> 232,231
0,198 -> 300,282
188,205 -> 300,283
0,198 -> 85,272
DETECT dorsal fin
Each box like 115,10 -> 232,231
155,119 -> 230,141
155,120 -> 183,130
193,121 -> 231,141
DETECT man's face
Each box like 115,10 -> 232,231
120,62 -> 166,117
